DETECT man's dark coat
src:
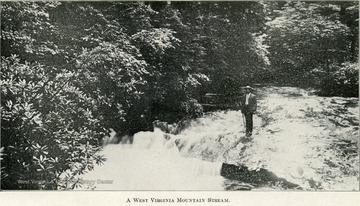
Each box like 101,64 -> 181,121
240,93 -> 257,114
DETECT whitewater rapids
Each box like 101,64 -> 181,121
79,128 -> 225,190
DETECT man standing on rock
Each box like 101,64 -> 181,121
240,86 -> 257,137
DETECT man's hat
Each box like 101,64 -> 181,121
243,85 -> 253,89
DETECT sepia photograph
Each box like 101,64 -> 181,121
0,0 -> 358,196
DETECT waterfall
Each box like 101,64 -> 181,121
79,110 -> 302,191
79,128 -> 225,190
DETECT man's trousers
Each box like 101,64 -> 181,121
244,113 -> 253,135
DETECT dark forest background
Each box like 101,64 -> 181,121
1,1 -> 358,189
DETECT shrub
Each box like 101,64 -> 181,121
180,98 -> 204,119
75,41 -> 150,135
1,55 -> 106,189
317,62 -> 359,97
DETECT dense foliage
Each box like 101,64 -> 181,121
1,1 -> 358,190
1,55 -> 107,189
264,1 -> 358,95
